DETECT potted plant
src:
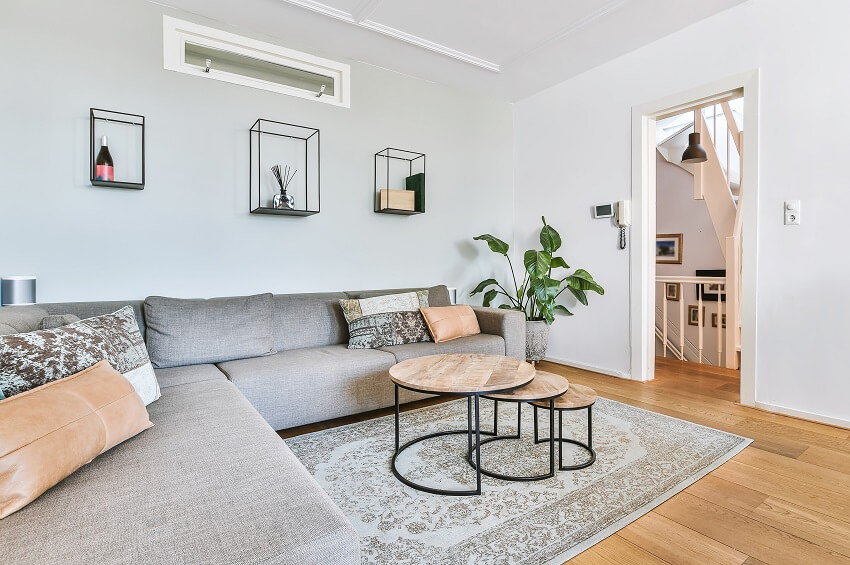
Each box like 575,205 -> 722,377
471,217 -> 604,362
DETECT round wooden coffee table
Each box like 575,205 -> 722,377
468,371 -> 570,481
389,354 -> 535,496
532,383 -> 598,470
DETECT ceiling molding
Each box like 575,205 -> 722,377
279,0 -> 500,72
351,0 -> 383,24
358,19 -> 500,72
280,0 -> 355,23
505,0 -> 631,65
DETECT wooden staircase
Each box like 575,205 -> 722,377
658,100 -> 743,369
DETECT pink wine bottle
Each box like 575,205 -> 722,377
95,136 -> 114,181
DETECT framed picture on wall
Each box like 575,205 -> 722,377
688,305 -> 705,326
696,269 -> 726,302
712,313 -> 727,328
664,282 -> 680,301
656,234 -> 683,264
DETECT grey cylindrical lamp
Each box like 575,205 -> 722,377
1,276 -> 37,306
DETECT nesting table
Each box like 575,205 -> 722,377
389,354 -> 535,496
389,354 -> 598,496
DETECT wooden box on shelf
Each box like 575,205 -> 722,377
379,189 -> 415,211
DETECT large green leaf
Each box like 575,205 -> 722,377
550,256 -> 569,270
470,278 -> 498,296
568,287 -> 588,305
566,269 -> 605,295
539,217 -> 562,253
482,288 -> 498,307
524,249 -> 552,279
531,276 -> 560,304
473,234 -> 509,255
554,304 -> 574,316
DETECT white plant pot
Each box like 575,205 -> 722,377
525,320 -> 550,362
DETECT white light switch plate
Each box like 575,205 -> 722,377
784,200 -> 801,225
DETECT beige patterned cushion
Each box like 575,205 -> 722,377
339,291 -> 431,349
0,306 -> 160,405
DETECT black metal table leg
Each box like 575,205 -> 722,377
467,399 -> 556,482
474,394 -> 481,494
534,404 -> 596,471
394,383 -> 400,454
392,389 -> 491,496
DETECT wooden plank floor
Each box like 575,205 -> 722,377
280,357 -> 850,564
540,357 -> 850,565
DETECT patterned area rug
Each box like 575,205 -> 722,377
286,397 -> 750,564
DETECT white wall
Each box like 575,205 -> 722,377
655,152 -> 725,363
514,0 -> 850,424
0,0 -> 514,304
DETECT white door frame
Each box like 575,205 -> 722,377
629,70 -> 759,406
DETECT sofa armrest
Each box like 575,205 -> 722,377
471,306 -> 526,360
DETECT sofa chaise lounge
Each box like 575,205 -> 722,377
0,285 -> 525,564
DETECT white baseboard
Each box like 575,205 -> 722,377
542,356 -> 631,380
754,401 -> 850,430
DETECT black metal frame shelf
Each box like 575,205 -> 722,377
250,119 -> 320,217
374,147 -> 425,215
90,108 -> 145,190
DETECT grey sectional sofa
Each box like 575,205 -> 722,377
0,285 -> 525,564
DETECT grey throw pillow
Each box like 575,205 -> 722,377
39,314 -> 81,330
144,293 -> 276,368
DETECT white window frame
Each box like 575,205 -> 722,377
163,16 -> 350,108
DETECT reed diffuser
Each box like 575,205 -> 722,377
271,164 -> 296,210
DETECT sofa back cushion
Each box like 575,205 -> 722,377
272,293 -> 349,351
144,294 -> 275,368
0,306 -> 49,336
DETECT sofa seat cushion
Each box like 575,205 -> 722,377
379,333 -> 506,363
219,345 -> 399,430
154,363 -> 228,389
0,378 -> 359,565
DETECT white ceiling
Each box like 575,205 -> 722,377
154,0 -> 747,101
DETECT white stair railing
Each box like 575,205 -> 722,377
654,325 -> 685,360
656,275 -> 726,367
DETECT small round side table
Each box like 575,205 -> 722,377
531,383 -> 598,471
467,371 -> 570,481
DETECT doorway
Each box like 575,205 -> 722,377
629,72 -> 759,406
655,95 -> 742,378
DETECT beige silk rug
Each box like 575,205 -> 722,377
285,397 -> 750,564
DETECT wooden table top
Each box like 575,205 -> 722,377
532,382 -> 597,409
389,354 -> 535,394
483,370 -> 569,402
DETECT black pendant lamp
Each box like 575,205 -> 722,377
681,132 -> 708,164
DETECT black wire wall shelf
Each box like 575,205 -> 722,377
250,119 -> 320,217
90,108 -> 145,190
374,148 -> 425,215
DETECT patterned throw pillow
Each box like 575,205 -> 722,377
340,291 -> 431,349
0,306 -> 160,405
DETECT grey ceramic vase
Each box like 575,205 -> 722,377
525,320 -> 550,362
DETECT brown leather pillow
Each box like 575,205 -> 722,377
0,360 -> 153,519
420,305 -> 481,343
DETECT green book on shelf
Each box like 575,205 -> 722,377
405,172 -> 425,212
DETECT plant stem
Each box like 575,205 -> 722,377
506,255 -> 520,298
